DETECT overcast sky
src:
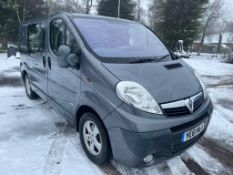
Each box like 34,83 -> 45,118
140,0 -> 233,19
224,0 -> 233,19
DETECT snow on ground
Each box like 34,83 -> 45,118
0,53 -> 233,175
184,56 -> 233,148
187,53 -> 233,76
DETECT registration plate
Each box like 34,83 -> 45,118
181,123 -> 205,143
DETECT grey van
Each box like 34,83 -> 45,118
19,13 -> 213,167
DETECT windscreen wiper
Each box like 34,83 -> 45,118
155,54 -> 170,63
129,58 -> 157,64
129,54 -> 170,64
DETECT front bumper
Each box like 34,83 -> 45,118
104,96 -> 213,167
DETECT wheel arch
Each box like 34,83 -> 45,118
75,105 -> 102,131
75,105 -> 113,158
20,62 -> 28,81
21,70 -> 27,81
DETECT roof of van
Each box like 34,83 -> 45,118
21,18 -> 47,25
21,12 -> 136,25
67,13 -> 134,23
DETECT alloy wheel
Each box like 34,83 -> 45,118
83,120 -> 102,156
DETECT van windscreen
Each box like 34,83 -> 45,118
73,18 -> 171,62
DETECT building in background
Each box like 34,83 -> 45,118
192,33 -> 233,53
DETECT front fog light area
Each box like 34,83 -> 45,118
143,154 -> 154,164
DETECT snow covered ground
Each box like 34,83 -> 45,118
0,53 -> 232,175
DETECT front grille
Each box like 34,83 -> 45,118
161,92 -> 204,117
194,94 -> 204,109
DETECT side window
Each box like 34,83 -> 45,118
50,19 -> 65,52
19,26 -> 28,53
66,28 -> 79,53
28,24 -> 44,53
50,19 -> 78,54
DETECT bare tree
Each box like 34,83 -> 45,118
198,0 -> 224,55
13,0 -> 46,23
135,0 -> 144,22
148,0 -> 163,32
45,0 -> 92,16
83,0 -> 92,14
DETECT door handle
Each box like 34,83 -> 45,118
48,56 -> 51,70
42,56 -> 46,68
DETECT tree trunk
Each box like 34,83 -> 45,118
197,32 -> 206,56
217,33 -> 222,53
84,0 -> 92,14
198,17 -> 211,56
2,36 -> 8,50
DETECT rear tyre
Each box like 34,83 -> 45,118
24,74 -> 38,99
79,112 -> 111,165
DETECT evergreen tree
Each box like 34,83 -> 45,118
0,0 -> 18,48
150,0 -> 209,49
98,0 -> 136,20
0,0 -> 47,48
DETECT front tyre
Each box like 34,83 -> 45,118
24,74 -> 38,99
79,113 -> 111,165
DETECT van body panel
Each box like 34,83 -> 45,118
103,60 -> 202,104
105,97 -> 213,167
48,95 -> 74,124
74,47 -> 123,122
29,51 -> 48,96
81,48 -> 122,108
19,13 -> 213,167
46,15 -> 82,121
103,96 -> 213,132
47,56 -> 81,117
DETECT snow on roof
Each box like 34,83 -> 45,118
194,33 -> 233,44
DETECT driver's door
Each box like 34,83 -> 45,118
47,18 -> 81,118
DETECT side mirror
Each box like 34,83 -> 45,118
57,45 -> 71,68
57,45 -> 81,68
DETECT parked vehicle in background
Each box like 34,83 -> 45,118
18,13 -> 213,167
7,44 -> 20,59
223,52 -> 233,64
174,40 -> 191,58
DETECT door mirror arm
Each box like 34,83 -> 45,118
169,49 -> 180,60
67,53 -> 80,68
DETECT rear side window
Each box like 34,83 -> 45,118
28,24 -> 45,53
50,19 -> 78,54
19,25 -> 28,53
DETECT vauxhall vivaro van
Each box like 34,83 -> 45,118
19,13 -> 213,167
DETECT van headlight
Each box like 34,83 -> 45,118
116,81 -> 162,114
194,70 -> 207,99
